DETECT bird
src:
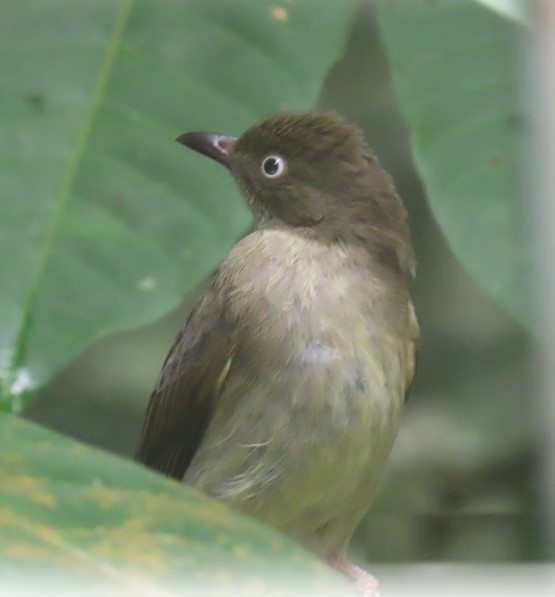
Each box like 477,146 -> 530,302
135,111 -> 418,596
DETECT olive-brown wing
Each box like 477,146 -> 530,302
135,288 -> 233,479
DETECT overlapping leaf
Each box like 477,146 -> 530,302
376,0 -> 530,329
0,414 -> 353,594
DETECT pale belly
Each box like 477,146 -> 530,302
184,230 -> 412,555
184,328 -> 405,555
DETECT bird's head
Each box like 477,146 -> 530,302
177,111 -> 415,276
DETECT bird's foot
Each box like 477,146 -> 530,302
326,555 -> 380,597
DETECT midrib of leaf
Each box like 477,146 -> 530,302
2,0 -> 133,411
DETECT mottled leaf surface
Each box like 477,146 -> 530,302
0,414 -> 352,595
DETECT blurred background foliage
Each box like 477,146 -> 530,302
2,0 -> 540,571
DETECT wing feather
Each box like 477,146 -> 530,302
135,287 -> 233,479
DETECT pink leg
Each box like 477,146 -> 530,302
326,555 -> 380,597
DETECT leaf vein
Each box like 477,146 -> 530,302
4,0 -> 134,408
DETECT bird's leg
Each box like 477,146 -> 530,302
326,555 -> 380,597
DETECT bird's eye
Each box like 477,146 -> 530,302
261,155 -> 286,178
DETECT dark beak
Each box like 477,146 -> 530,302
176,132 -> 236,169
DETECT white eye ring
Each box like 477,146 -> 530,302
261,155 -> 286,178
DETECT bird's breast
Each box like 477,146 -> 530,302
188,231 -> 414,535
221,230 -> 408,370
217,229 -> 411,437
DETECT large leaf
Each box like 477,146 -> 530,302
0,0 -> 357,412
375,0 -> 530,329
0,414 -> 352,595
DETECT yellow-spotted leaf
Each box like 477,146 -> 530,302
0,414 -> 353,595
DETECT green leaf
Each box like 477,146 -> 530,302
0,414 -> 352,594
376,0 -> 531,329
0,0 -> 357,411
